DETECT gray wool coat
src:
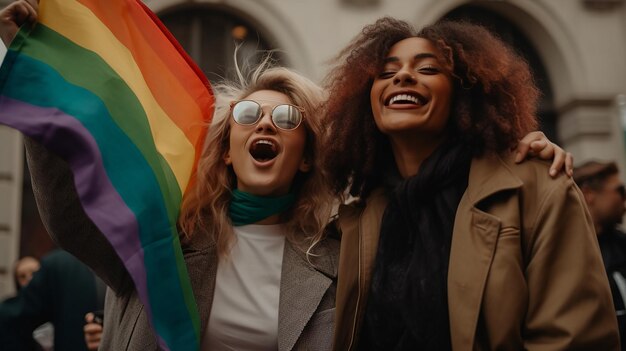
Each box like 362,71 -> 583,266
24,138 -> 339,351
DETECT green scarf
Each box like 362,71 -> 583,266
229,189 -> 296,226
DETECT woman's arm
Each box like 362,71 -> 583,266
523,176 -> 619,349
25,138 -> 134,296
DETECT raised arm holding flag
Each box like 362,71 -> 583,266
0,0 -> 211,349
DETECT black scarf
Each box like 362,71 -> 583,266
359,142 -> 472,351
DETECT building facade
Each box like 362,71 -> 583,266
0,0 -> 625,297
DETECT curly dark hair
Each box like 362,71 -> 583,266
322,17 -> 539,198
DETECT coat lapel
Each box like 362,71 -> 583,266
334,189 -> 389,351
447,154 -> 523,350
181,232 -> 218,344
278,241 -> 337,351
359,188 -> 389,299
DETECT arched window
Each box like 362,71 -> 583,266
443,5 -> 558,142
159,6 -> 284,82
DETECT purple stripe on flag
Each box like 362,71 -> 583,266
0,95 -> 153,319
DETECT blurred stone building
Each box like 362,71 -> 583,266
0,0 -> 625,297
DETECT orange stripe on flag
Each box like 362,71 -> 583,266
76,0 -> 213,150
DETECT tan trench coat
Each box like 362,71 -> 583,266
334,152 -> 619,351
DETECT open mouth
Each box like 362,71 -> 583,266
249,139 -> 278,162
385,92 -> 427,107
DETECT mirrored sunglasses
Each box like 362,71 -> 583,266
230,100 -> 305,130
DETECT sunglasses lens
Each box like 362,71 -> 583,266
233,101 -> 261,125
619,185 -> 626,199
273,104 -> 302,130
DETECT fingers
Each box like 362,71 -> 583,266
515,131 -> 574,178
515,131 -> 547,163
529,140 -> 564,177
514,139 -> 532,163
22,0 -> 38,23
544,143 -> 564,177
530,141 -> 573,178
84,314 -> 103,351
84,322 -> 102,335
565,152 -> 574,177
84,326 -> 102,351
529,140 -> 554,160
13,0 -> 38,25
25,0 -> 39,12
0,0 -> 38,45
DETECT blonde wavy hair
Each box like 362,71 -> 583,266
179,58 -> 333,259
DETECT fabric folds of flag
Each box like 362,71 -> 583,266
0,0 -> 214,349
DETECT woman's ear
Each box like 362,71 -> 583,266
224,150 -> 232,165
299,157 -> 312,172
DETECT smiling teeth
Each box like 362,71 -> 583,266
254,139 -> 277,152
390,94 -> 420,105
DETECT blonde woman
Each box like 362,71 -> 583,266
23,62 -> 338,350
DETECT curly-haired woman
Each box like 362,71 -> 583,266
324,18 -> 619,350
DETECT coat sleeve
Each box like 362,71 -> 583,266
523,177 -> 620,350
24,137 -> 134,296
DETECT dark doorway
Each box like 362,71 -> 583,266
159,6 -> 285,83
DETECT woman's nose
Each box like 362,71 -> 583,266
256,110 -> 277,133
394,68 -> 417,85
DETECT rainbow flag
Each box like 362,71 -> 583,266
0,0 -> 213,349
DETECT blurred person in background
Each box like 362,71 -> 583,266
3,256 -> 44,351
13,256 -> 40,290
0,249 -> 106,351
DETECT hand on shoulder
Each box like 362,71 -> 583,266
513,131 -> 573,177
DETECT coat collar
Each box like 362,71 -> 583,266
357,152 -> 524,215
351,153 -> 523,288
464,153 -> 523,206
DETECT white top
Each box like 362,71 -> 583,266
204,224 -> 286,351
0,41 -> 7,65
